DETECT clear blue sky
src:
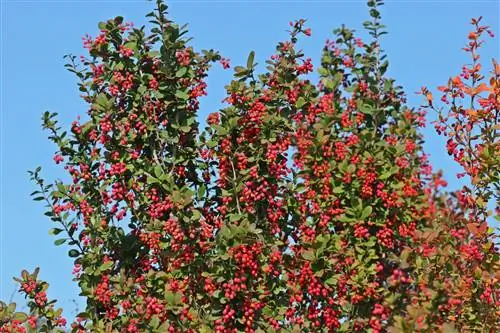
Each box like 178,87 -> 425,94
1,0 -> 498,316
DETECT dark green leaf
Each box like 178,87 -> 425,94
54,239 -> 66,246
247,51 -> 255,68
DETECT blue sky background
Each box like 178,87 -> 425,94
1,0 -> 498,316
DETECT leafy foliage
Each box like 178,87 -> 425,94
1,1 -> 498,332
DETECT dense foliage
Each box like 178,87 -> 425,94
1,1 -> 498,332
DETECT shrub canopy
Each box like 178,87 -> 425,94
1,1 -> 498,332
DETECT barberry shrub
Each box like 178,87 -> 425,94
1,0 -> 498,332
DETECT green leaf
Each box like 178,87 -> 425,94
234,66 -> 246,73
175,90 -> 189,100
200,326 -> 213,333
262,306 -> 273,317
214,125 -> 228,136
68,249 -> 80,258
191,210 -> 201,220
325,276 -> 337,286
197,184 -> 206,199
6,302 -> 16,314
150,316 -> 160,329
361,206 -> 372,219
379,171 -> 391,180
12,312 -> 27,321
175,67 -> 187,77
100,261 -> 114,271
247,50 -> 255,68
165,291 -> 182,305
124,41 -> 138,51
154,165 -> 163,178
332,187 -> 343,194
358,101 -> 374,115
172,191 -> 182,203
76,312 -> 90,319
229,214 -> 243,222
54,239 -> 66,246
338,215 -> 355,223
56,182 -> 66,193
384,79 -> 392,92
296,97 -> 306,109
318,67 -> 329,76
301,250 -> 315,261
95,93 -> 109,107
234,66 -> 248,78
332,72 -> 343,87
323,78 -> 334,90
220,226 -> 231,239
49,228 -> 63,236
